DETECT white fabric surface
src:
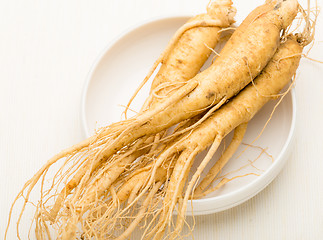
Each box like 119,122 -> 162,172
0,0 -> 322,239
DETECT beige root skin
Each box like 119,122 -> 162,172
13,2 -> 237,233
118,32 -> 303,236
46,77 -> 199,223
115,182 -> 163,240
104,1 -> 304,221
126,4 -> 282,212
102,0 -> 299,160
149,148 -> 200,239
172,36 -> 303,237
89,0 -> 299,172
55,30 -> 303,240
6,1 -> 305,239
126,0 -> 236,115
71,5 -> 312,238
121,36 -> 304,240
26,0 -> 297,227
48,136 -> 152,222
194,122 -> 248,196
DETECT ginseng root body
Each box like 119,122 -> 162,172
5,0 -> 312,239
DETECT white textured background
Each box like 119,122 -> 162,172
0,0 -> 322,239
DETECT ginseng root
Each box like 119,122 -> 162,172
6,0 -> 308,239
81,34 -> 307,240
50,1 -> 297,222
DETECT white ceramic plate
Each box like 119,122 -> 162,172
81,16 -> 296,215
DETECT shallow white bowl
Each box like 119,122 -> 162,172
81,16 -> 296,215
